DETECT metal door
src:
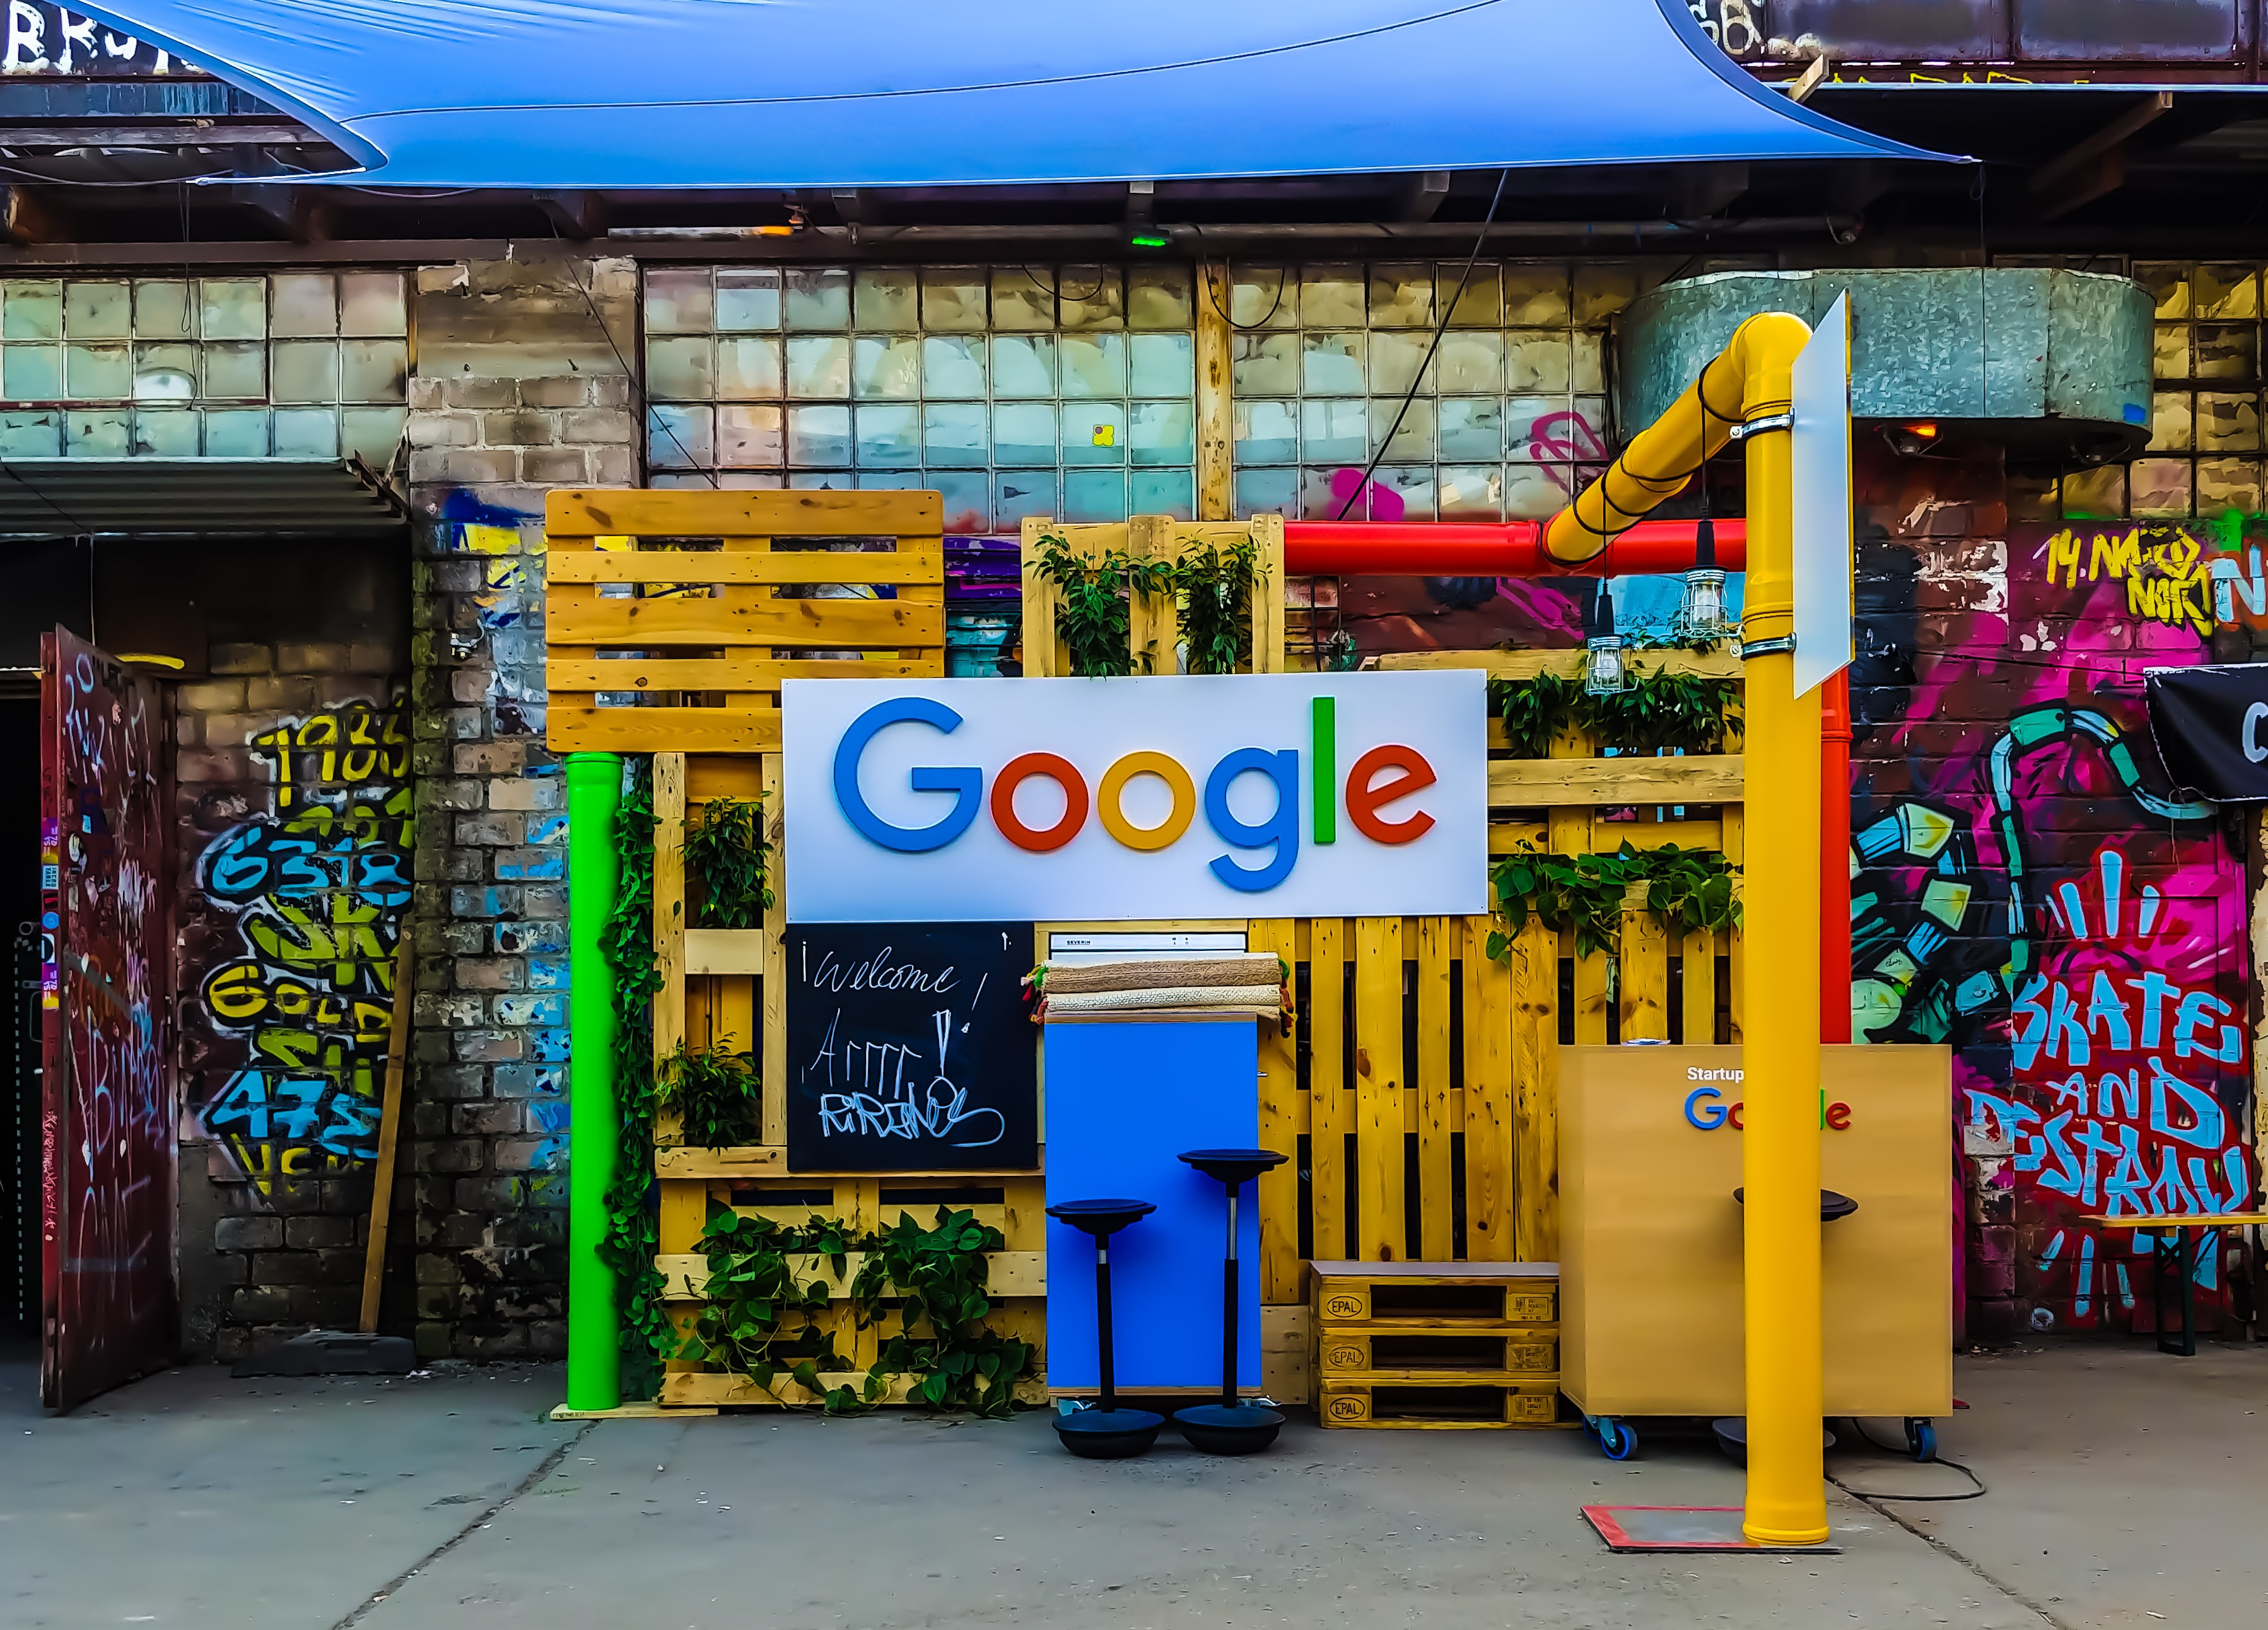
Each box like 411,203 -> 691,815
40,630 -> 173,1411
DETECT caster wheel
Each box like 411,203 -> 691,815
1595,1418 -> 1638,1460
1903,1418 -> 1936,1462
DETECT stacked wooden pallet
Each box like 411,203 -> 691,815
1310,1260 -> 1566,1429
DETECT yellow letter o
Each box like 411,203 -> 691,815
1097,751 -> 1196,851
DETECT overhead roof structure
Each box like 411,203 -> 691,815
0,461 -> 407,540
76,0 -> 1951,192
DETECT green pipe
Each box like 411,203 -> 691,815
564,751 -> 623,1412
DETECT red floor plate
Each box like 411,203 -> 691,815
1581,1506 -> 1841,1553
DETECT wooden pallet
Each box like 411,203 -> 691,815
1310,1260 -> 1560,1326
1312,1261 -> 1565,1429
1316,1325 -> 1558,1381
1318,1380 -> 1566,1429
544,487 -> 945,755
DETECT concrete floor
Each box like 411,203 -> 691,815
3,1339 -> 2260,1630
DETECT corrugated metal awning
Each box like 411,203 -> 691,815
0,459 -> 407,540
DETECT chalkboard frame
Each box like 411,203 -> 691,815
782,922 -> 1039,1173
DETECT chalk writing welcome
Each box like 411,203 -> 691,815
784,923 -> 1036,1172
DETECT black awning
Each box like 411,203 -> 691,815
0,458 -> 406,540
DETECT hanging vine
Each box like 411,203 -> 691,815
1488,654 -> 1742,759
676,1210 -> 856,1403
596,757 -> 675,1396
1485,840 -> 1743,963
684,1203 -> 1033,1418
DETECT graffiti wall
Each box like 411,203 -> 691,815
1851,449 -> 2257,1337
187,698 -> 412,1195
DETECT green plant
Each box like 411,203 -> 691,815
684,795 -> 773,929
677,1209 -> 867,1408
1485,841 -> 1743,963
657,1038 -> 761,1150
1581,665 -> 1743,755
1174,536 -> 1262,675
1489,671 -> 1582,758
853,1206 -> 1032,1418
1488,660 -> 1741,759
595,758 -> 674,1396
1030,530 -> 1171,677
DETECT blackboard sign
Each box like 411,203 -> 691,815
783,923 -> 1038,1172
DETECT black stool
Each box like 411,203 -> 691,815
1172,1148 -> 1289,1455
1045,1199 -> 1162,1458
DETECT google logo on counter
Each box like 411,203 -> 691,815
833,694 -> 1439,893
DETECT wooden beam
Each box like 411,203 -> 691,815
546,486 -> 941,538
356,934 -> 416,1333
2028,91 -> 2173,222
1195,260 -> 1233,521
3,185 -> 71,247
657,1249 -> 1045,1300
1489,754 -> 1743,808
684,927 -> 767,975
1374,647 -> 1743,680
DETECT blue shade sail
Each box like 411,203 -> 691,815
78,0 -> 1955,190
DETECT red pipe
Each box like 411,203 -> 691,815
1819,670 -> 1853,1045
1282,518 -> 1746,578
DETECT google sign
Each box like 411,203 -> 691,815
782,673 -> 1486,923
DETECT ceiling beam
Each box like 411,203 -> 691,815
226,183 -> 334,243
3,185 -> 73,247
1401,171 -> 1453,222
536,190 -> 610,240
2028,90 -> 2174,222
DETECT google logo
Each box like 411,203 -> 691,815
832,694 -> 1440,894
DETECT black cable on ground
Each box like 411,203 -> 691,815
1826,1419 -> 1988,1502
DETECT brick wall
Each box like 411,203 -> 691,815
401,253 -> 637,1359
160,541 -> 411,1361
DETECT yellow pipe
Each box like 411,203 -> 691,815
1541,339 -> 1749,566
1550,312 -> 1828,1546
1731,313 -> 1828,1547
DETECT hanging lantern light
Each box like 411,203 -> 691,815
1676,517 -> 1731,644
1583,577 -> 1627,696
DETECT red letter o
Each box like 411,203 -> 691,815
989,752 -> 1089,852
1345,743 -> 1437,844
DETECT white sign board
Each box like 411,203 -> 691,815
1791,291 -> 1854,698
783,672 -> 1487,923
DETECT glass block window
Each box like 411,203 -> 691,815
641,264 -> 1198,532
0,272 -> 409,461
2129,262 -> 2268,520
1225,260 -> 1634,523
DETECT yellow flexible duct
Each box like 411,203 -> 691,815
1540,312 -> 1810,566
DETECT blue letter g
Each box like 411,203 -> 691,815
833,696 -> 981,853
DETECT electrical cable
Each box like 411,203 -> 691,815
1203,263 -> 1289,332
1827,1420 -> 1989,1502
551,222 -> 716,487
1021,265 -> 1106,305
1334,166 -> 1510,521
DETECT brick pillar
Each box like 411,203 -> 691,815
405,253 -> 637,1359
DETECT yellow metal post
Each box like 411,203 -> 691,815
1545,311 -> 1827,1546
1732,315 -> 1828,1546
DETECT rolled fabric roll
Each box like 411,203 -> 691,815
1038,954 -> 1282,994
1043,982 -> 1284,1014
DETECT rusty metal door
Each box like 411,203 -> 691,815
40,630 -> 173,1411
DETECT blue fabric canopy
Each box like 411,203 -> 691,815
80,0 -> 1952,190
